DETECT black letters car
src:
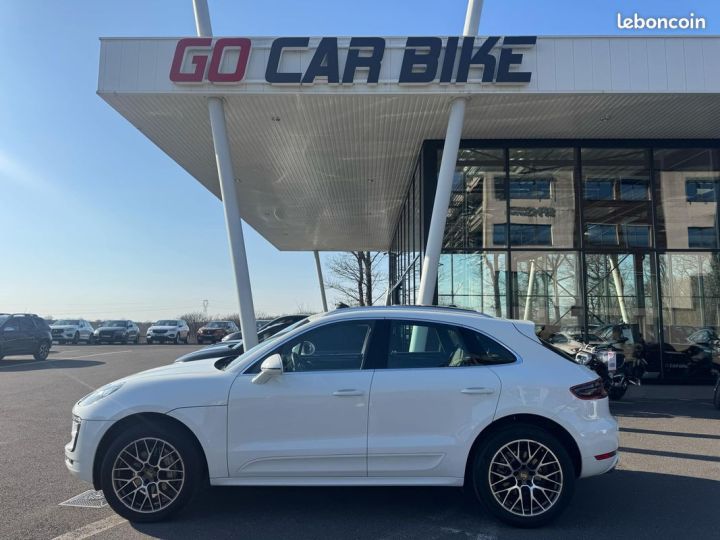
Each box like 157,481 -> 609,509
0,313 -> 53,361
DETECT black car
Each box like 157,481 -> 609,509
93,320 -> 140,344
175,315 -> 309,363
0,313 -> 52,361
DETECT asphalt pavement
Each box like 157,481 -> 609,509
0,345 -> 718,540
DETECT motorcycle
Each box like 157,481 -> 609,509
575,344 -> 646,401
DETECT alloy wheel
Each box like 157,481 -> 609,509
111,437 -> 185,514
488,439 -> 563,517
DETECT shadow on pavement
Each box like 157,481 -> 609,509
131,470 -> 719,540
611,396 -> 718,420
0,359 -> 104,371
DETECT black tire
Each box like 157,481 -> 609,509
197,338 -> 203,345
713,379 -> 720,410
134,335 -> 139,344
58,339 -> 65,345
99,422 -> 204,522
173,334 -> 180,345
147,338 -> 153,345
72,332 -> 80,345
184,334 -> 189,344
33,341 -> 51,361
472,424 -> 576,528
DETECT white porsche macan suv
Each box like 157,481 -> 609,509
65,307 -> 618,527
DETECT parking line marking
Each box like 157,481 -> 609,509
51,515 -> 126,540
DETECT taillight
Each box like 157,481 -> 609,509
570,378 -> 607,400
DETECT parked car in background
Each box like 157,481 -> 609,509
67,306 -> 618,527
176,316 -> 309,363
221,315 -> 308,343
93,320 -> 140,344
196,321 -> 238,344
546,331 -> 602,355
50,319 -> 94,344
146,320 -> 190,344
0,313 -> 52,360
256,319 -> 272,331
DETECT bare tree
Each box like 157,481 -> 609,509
326,251 -> 387,307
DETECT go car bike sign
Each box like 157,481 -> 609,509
169,36 -> 536,86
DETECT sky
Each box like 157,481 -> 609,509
0,0 -> 717,321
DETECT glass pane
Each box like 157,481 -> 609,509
279,321 -> 371,372
438,252 -> 507,317
387,321 -> 467,368
582,148 -> 652,248
509,148 -> 576,248
511,252 -> 583,342
445,149 -> 506,249
655,148 -> 720,249
584,253 -> 660,376
659,252 -> 720,379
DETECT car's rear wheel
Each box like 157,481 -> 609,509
34,341 -> 50,361
472,425 -> 575,528
100,424 -> 203,522
72,332 -> 80,344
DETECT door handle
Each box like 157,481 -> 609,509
461,387 -> 496,395
332,389 -> 364,397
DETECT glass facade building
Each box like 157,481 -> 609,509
390,141 -> 720,382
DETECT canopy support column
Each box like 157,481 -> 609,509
314,251 -> 328,312
416,0 -> 482,306
194,0 -> 258,348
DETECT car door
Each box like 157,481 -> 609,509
227,319 -> 377,478
16,317 -> 38,354
367,319 -> 507,479
1,317 -> 22,354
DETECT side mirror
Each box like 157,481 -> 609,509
252,353 -> 283,384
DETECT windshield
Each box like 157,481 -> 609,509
54,319 -> 80,326
224,317 -> 312,368
155,320 -> 178,326
0,315 -> 9,326
207,321 -> 230,328
103,320 -> 127,327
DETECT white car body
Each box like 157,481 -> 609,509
65,307 -> 618,525
146,320 -> 190,344
50,320 -> 94,344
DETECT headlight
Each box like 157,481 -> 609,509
93,330 -> 100,335
77,382 -> 125,406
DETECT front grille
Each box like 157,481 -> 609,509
153,329 -> 168,334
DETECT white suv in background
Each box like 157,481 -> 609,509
146,320 -> 190,344
50,319 -> 94,344
65,306 -> 618,527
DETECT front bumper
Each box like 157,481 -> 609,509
64,417 -> 114,484
147,334 -> 177,342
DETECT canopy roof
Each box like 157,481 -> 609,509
99,36 -> 720,250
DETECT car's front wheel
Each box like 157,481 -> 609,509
713,378 -> 720,410
100,423 -> 203,522
472,425 -> 575,528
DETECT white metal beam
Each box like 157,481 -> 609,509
193,0 -> 258,348
313,251 -> 328,312
417,0 -> 482,306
